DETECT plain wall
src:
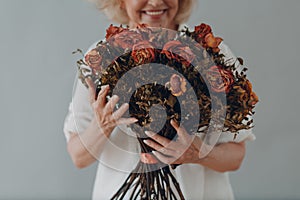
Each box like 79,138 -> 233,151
0,0 -> 299,199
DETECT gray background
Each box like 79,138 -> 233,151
0,0 -> 299,199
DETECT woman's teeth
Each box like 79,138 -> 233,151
145,10 -> 164,16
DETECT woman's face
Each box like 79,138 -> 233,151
122,0 -> 179,30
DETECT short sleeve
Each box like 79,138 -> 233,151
63,41 -> 100,142
63,79 -> 94,142
217,129 -> 256,144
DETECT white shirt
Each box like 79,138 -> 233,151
63,39 -> 256,200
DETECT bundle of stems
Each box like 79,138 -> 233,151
111,136 -> 185,200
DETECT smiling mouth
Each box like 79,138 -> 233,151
143,10 -> 166,16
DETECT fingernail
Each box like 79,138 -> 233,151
152,151 -> 157,155
143,140 -> 149,144
145,131 -> 154,137
171,119 -> 177,125
132,118 -> 138,122
111,95 -> 117,99
85,78 -> 92,85
99,86 -> 106,93
123,103 -> 129,107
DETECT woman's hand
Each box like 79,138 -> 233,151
67,78 -> 138,169
143,120 -> 203,165
144,119 -> 246,172
86,78 -> 138,136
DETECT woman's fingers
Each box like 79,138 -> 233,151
116,117 -> 138,125
103,95 -> 119,115
170,119 -> 190,142
143,139 -> 175,157
113,103 -> 138,125
145,131 -> 172,148
170,119 -> 180,131
112,103 -> 129,119
85,78 -> 96,104
152,151 -> 176,165
96,85 -> 110,107
92,86 -> 138,128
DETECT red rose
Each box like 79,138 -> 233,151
162,40 -> 195,67
109,29 -> 143,49
85,48 -> 102,73
206,65 -> 234,93
131,41 -> 155,64
166,74 -> 187,96
105,24 -> 127,40
194,23 -> 223,53
194,23 -> 212,39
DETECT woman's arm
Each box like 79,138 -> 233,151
67,119 -> 109,169
196,141 -> 245,173
144,120 -> 246,173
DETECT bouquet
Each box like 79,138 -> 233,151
74,23 -> 258,200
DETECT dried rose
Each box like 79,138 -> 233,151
85,48 -> 102,73
131,41 -> 155,64
194,23 -> 212,40
204,33 -> 223,53
166,74 -> 187,96
206,65 -> 234,93
194,23 -> 223,53
105,24 -> 127,40
250,92 -> 259,106
162,40 -> 195,67
109,29 -> 143,49
245,80 -> 259,105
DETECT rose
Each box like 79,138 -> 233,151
245,80 -> 259,106
131,41 -> 156,64
165,74 -> 187,96
85,48 -> 102,73
162,40 -> 195,67
250,92 -> 259,106
108,29 -> 144,49
203,33 -> 223,53
194,23 -> 212,40
231,80 -> 259,108
206,65 -> 234,93
105,24 -> 127,40
194,23 -> 223,53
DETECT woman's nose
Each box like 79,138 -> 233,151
148,0 -> 164,7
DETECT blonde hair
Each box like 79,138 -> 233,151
95,0 -> 197,25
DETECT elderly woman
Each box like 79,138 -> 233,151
64,0 -> 255,199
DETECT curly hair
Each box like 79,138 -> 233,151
93,0 -> 197,25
